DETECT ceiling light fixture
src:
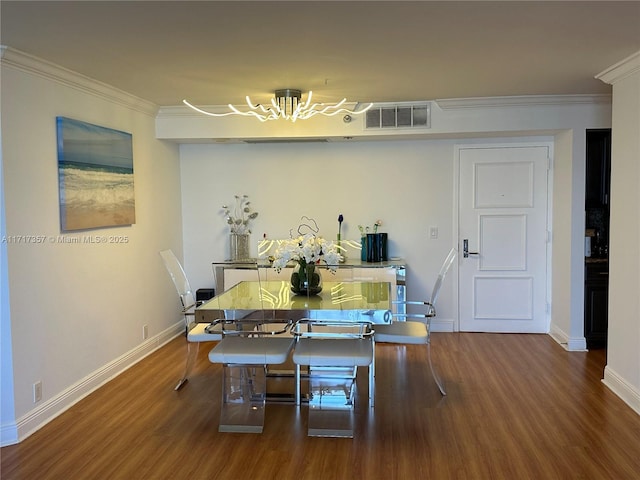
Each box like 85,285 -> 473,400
183,89 -> 373,123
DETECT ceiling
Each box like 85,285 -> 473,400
2,1 -> 640,108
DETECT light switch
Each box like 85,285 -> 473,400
430,226 -> 438,239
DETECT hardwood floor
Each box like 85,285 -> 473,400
2,333 -> 640,479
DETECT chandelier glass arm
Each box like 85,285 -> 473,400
182,100 -> 239,117
183,90 -> 373,122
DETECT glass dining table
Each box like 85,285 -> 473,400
195,279 -> 393,325
199,279 -> 390,433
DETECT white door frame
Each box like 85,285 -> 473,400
452,140 -> 554,332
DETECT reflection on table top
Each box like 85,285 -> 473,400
198,280 -> 392,322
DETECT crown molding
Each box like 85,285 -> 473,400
596,50 -> 640,85
435,94 -> 611,110
157,105 -> 227,118
0,46 -> 158,116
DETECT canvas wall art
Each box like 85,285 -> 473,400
56,117 -> 135,231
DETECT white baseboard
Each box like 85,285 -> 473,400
0,422 -> 18,446
431,318 -> 455,332
603,365 -> 640,416
2,321 -> 182,446
549,324 -> 587,351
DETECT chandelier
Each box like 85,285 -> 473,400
183,89 -> 373,123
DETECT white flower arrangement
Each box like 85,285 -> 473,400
222,194 -> 258,235
273,233 -> 342,272
271,233 -> 343,273
270,217 -> 343,295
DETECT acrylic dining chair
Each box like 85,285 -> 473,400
160,249 -> 223,390
373,247 -> 456,395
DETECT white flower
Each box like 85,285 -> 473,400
272,233 -> 342,272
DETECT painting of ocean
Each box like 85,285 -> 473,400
56,117 -> 135,231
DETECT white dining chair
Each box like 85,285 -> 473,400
208,325 -> 295,433
373,247 -> 456,396
207,263 -> 296,433
160,249 -> 223,390
291,317 -> 374,438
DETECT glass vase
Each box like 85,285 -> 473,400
337,233 -> 346,263
290,261 -> 323,295
230,233 -> 251,261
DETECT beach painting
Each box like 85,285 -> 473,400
56,117 -> 135,231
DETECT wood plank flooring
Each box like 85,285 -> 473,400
2,333 -> 640,479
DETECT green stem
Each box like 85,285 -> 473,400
292,260 -> 320,292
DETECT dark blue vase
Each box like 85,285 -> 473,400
366,233 -> 388,262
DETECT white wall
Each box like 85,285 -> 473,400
549,128 -> 594,351
1,115 -> 17,444
1,48 -> 185,444
549,130 -> 573,344
598,51 -> 640,414
180,139 -> 460,325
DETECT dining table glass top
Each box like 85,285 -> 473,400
198,280 -> 393,323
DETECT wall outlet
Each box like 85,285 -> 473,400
142,324 -> 149,340
33,381 -> 42,403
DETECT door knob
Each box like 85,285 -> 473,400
463,239 -> 479,258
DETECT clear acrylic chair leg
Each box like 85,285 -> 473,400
427,343 -> 446,396
175,340 -> 200,390
369,342 -> 375,407
219,365 -> 266,433
307,367 -> 357,438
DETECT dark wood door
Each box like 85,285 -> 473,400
585,263 -> 608,349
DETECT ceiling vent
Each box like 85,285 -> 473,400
365,103 -> 431,129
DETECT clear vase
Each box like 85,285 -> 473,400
290,261 -> 323,295
337,234 -> 346,263
230,233 -> 251,261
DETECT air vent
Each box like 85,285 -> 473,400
365,103 -> 431,129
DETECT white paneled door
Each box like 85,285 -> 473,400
458,145 -> 550,333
